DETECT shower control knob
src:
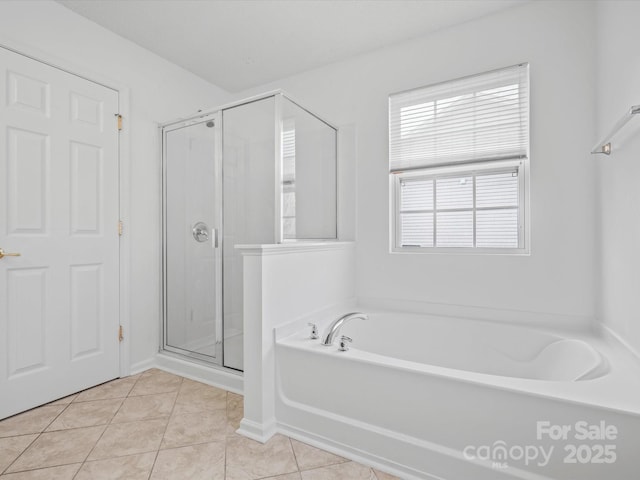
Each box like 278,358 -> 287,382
192,222 -> 210,243
308,323 -> 319,340
339,336 -> 352,352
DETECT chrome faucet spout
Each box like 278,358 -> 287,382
321,312 -> 368,346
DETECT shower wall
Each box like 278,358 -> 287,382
222,97 -> 278,370
281,98 -> 337,240
220,95 -> 338,371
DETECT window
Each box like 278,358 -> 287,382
389,64 -> 529,253
282,120 -> 296,238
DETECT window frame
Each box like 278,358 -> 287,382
390,158 -> 529,255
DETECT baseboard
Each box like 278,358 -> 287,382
128,353 -> 243,394
237,418 -> 277,443
154,352 -> 243,394
129,358 -> 155,375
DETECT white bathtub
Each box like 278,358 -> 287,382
337,314 -> 608,382
275,311 -> 640,480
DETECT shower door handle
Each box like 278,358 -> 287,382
212,228 -> 218,248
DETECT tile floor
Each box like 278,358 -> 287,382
0,369 -> 401,479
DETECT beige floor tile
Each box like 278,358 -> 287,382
290,439 -> 347,471
0,464 -> 80,479
150,441 -> 225,480
74,377 -> 138,403
0,435 -> 38,473
0,373 -> 390,480
46,399 -> 123,431
0,406 -> 65,438
300,461 -> 376,480
6,426 -> 104,473
227,392 -> 243,409
262,474 -> 302,480
111,392 -> 176,423
47,394 -> 78,406
161,410 -> 227,449
226,392 -> 244,430
172,384 -> 227,415
373,469 -> 403,480
74,452 -> 156,480
129,371 -> 182,396
225,433 -> 298,480
88,418 -> 167,461
178,378 -> 209,392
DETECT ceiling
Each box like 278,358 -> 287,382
58,0 -> 525,93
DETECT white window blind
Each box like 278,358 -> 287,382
389,63 -> 529,172
389,64 -> 529,252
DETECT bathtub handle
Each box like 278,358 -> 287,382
339,336 -> 352,352
307,323 -> 319,340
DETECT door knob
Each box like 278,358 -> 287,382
0,248 -> 21,260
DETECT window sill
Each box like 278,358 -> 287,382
390,246 -> 530,256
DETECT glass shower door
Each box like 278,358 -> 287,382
162,116 -> 222,365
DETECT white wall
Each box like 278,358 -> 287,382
0,0 -> 231,369
236,1 -> 598,324
596,1 -> 640,354
0,0 -> 613,373
238,243 -> 356,442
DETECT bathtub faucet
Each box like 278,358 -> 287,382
321,312 -> 368,346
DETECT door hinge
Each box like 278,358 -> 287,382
116,114 -> 123,131
118,220 -> 123,236
118,325 -> 124,342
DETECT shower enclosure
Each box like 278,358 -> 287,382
161,92 -> 337,371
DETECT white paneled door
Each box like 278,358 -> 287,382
0,47 -> 120,419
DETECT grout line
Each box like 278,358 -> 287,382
0,432 -> 43,439
66,423 -> 108,476
72,377 -> 139,404
44,400 -> 72,428
147,451 -> 160,480
1,401 -> 73,475
0,372 -> 149,479
1,461 -> 83,477
224,392 -> 228,479
289,436 -> 301,473
71,372 -> 145,479
0,435 -> 39,476
71,376 -> 136,403
148,376 -> 183,478
300,461 -> 354,474
106,378 -> 140,426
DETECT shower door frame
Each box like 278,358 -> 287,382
160,111 -> 224,366
159,90 -> 339,371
